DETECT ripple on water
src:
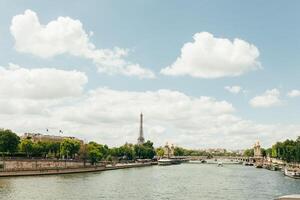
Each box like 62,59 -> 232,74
0,164 -> 299,200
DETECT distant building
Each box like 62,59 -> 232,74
137,113 -> 145,145
22,133 -> 83,144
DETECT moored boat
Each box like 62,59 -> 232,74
158,158 -> 181,166
158,158 -> 173,166
275,194 -> 300,200
284,168 -> 300,179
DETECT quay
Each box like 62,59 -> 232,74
0,161 -> 157,177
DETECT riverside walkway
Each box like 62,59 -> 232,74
0,162 -> 156,177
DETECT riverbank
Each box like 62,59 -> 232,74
0,162 -> 157,177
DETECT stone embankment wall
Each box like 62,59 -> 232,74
0,162 -> 155,177
0,159 -> 91,171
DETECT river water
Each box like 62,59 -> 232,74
0,164 -> 299,200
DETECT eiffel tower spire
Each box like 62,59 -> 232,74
137,113 -> 145,145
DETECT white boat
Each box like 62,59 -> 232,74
284,168 -> 300,179
158,158 -> 173,166
275,194 -> 300,200
217,162 -> 223,167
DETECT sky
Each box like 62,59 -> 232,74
0,0 -> 299,149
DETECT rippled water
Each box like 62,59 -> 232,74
0,164 -> 299,200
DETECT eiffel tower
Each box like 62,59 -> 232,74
137,113 -> 145,145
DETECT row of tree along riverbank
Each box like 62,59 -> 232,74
243,136 -> 300,164
0,128 -> 239,166
0,129 -> 156,166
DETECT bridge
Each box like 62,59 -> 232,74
173,156 -> 253,162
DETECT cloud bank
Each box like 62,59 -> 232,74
0,67 -> 298,149
0,63 -> 87,99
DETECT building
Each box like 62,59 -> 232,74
22,133 -> 83,144
137,113 -> 145,145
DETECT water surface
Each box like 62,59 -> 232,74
0,164 -> 299,200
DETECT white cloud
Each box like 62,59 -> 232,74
225,85 -> 242,94
0,63 -> 87,99
10,9 -> 155,79
287,90 -> 300,98
161,32 -> 261,78
1,85 -> 299,149
249,89 -> 282,108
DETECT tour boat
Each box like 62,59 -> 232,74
158,158 -> 173,166
284,168 -> 300,179
158,158 -> 181,166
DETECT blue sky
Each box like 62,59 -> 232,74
0,0 -> 299,148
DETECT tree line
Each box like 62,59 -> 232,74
243,136 -> 300,163
0,129 -> 156,164
268,137 -> 300,163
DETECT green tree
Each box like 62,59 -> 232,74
134,140 -> 155,159
48,142 -> 61,158
19,139 -> 34,157
156,147 -> 165,157
174,147 -> 185,156
271,145 -> 277,158
60,139 -> 81,159
243,148 -> 254,157
265,148 -> 272,157
119,143 -> 135,160
0,129 -> 20,154
261,148 -> 267,157
87,143 -> 103,164
266,137 -> 300,163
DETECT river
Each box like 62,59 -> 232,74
0,164 -> 299,200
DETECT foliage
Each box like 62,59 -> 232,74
87,144 -> 102,164
134,140 -> 155,159
0,129 -> 20,154
86,141 -> 110,164
156,147 -> 165,157
174,147 -> 185,156
270,138 -> 300,163
243,148 -> 254,157
60,138 -> 81,159
119,143 -> 135,160
19,139 -> 34,157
